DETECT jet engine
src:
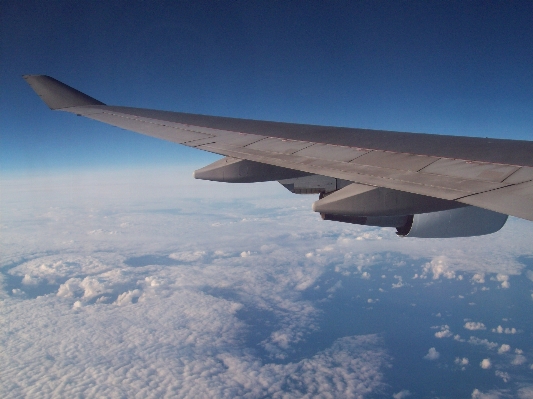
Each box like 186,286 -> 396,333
195,161 -> 509,238
396,206 -> 508,238
322,207 -> 508,238
284,176 -> 508,238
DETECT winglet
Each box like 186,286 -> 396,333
23,75 -> 105,110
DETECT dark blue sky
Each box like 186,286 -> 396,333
2,1 -> 533,172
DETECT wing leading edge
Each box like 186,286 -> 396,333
23,75 -> 533,223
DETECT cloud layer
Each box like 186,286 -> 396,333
2,168 -> 533,398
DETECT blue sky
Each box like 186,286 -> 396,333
2,1 -> 533,172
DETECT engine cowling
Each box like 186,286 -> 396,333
322,206 -> 508,238
397,206 -> 508,238
311,182 -> 508,238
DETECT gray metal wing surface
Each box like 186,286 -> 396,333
23,75 -> 533,222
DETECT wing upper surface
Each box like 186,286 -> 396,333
24,75 -> 533,221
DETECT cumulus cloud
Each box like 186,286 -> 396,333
518,386 -> 533,399
464,322 -> 486,331
116,289 -> 141,306
472,273 -> 485,284
3,168 -> 533,398
480,358 -> 492,369
21,274 -> 40,285
393,390 -> 412,399
512,355 -> 527,365
492,325 -> 517,334
472,389 -> 506,399
424,347 -> 440,360
495,274 -> 510,289
495,370 -> 510,382
498,344 -> 511,354
421,256 -> 455,280
435,325 -> 453,338
0,175 -> 394,398
0,293 -> 389,399
169,250 -> 207,262
392,275 -> 404,288
435,330 -> 452,338
455,357 -> 469,366
468,337 -> 498,349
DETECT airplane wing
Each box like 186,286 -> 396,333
23,75 -> 533,237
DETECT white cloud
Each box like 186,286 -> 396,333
435,325 -> 453,338
495,274 -> 510,289
169,250 -> 207,262
455,357 -> 469,366
80,276 -> 112,299
498,344 -> 511,354
518,386 -> 533,399
0,174 -> 395,398
492,325 -> 517,334
421,256 -> 455,280
468,337 -> 498,349
472,273 -> 485,283
57,278 -> 84,298
393,390 -> 412,399
512,355 -> 527,365
327,280 -> 343,293
435,330 -> 452,338
424,347 -> 440,360
21,274 -> 40,285
392,275 -> 404,288
354,232 -> 383,241
464,322 -> 486,331
480,358 -> 492,369
116,289 -> 141,306
3,168 -> 533,398
472,389 -> 506,399
495,370 -> 510,382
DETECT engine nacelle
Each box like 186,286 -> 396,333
398,206 -> 508,238
313,182 -> 508,237
323,206 -> 508,238
321,213 -> 412,228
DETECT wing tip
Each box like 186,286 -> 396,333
23,75 -> 105,110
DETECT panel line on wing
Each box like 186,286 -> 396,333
197,144 -> 488,200
70,107 -> 533,209
500,166 -> 533,184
